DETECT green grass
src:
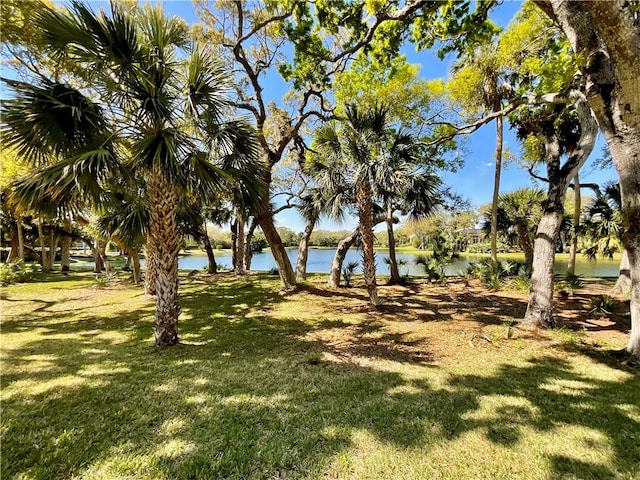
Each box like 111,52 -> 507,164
1,273 -> 639,480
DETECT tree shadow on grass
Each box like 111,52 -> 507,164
2,275 -> 639,479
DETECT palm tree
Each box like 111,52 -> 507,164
378,131 -> 441,284
498,188 -> 545,269
312,105 -> 390,306
1,2 -> 261,346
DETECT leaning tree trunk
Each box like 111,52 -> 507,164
567,173 -> 581,275
522,89 -> 598,329
148,167 -> 181,347
61,216 -> 72,272
612,250 -> 631,295
328,229 -> 359,288
256,202 -> 296,289
144,237 -> 158,296
201,223 -> 217,274
38,218 -> 49,272
490,113 -> 504,269
244,218 -> 258,270
357,180 -> 380,307
296,215 -> 317,282
235,217 -> 246,275
386,203 -> 401,285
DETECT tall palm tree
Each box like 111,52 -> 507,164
1,2 -> 261,346
312,105 -> 394,306
378,131 -> 441,284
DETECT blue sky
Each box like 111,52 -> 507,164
90,1 -> 618,232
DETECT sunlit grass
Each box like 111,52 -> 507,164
1,272 -> 638,479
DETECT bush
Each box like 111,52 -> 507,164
0,260 -> 40,286
467,259 -> 529,291
588,295 -> 618,316
466,241 -> 510,254
342,261 -> 358,287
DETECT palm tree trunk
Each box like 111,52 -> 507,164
17,217 -> 25,261
93,238 -> 103,273
357,180 -> 380,307
256,203 -> 296,289
235,217 -> 246,275
328,229 -> 358,288
97,239 -> 110,274
244,218 -> 258,270
567,174 -> 581,275
130,248 -> 141,284
149,167 -> 181,347
230,219 -> 237,271
386,203 -> 400,284
201,223 -> 217,274
145,237 -> 157,295
490,114 -> 504,269
38,218 -> 49,272
517,222 -> 535,270
61,216 -> 72,272
612,249 -> 631,295
47,227 -> 58,270
296,215 -> 317,282
7,226 -> 19,262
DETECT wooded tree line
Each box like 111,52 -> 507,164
1,0 -> 638,356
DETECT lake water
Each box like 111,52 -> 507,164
179,248 -> 621,278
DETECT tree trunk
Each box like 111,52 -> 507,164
244,217 -> 258,270
328,229 -> 359,288
612,249 -> 631,295
357,180 -> 380,307
490,113 -> 504,268
522,89 -> 598,329
145,237 -> 157,296
516,221 -> 535,270
567,174 -> 580,275
148,167 -> 181,347
47,227 -> 59,271
256,202 -> 296,289
202,223 -> 217,274
230,219 -> 237,271
386,203 -> 401,284
7,227 -> 19,262
130,249 -> 141,284
296,215 -> 316,282
97,239 -> 110,274
235,217 -> 246,275
38,218 -> 49,273
61,216 -> 72,272
93,238 -> 103,273
17,217 -> 25,261
535,0 -> 640,355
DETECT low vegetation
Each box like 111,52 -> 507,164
2,272 -> 638,480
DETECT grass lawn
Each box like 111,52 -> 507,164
1,272 -> 638,480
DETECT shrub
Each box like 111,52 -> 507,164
268,267 -> 279,276
0,260 -> 40,286
467,259 -> 529,291
466,241 -> 510,254
342,261 -> 358,287
556,273 -> 584,296
588,295 -> 618,316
